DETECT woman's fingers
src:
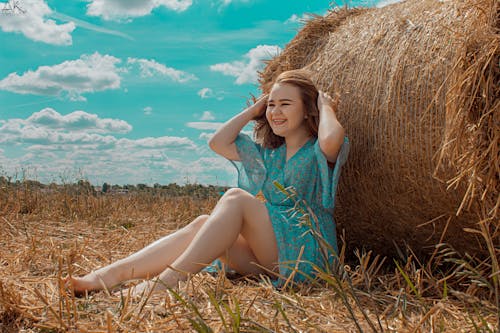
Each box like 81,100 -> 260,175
257,93 -> 269,106
318,90 -> 339,109
320,90 -> 333,101
317,90 -> 330,108
253,93 -> 268,117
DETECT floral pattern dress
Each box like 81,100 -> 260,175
230,133 -> 349,286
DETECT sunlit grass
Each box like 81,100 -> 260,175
0,180 -> 498,332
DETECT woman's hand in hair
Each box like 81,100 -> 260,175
317,90 -> 344,163
317,90 -> 340,114
248,94 -> 269,118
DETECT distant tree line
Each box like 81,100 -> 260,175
100,182 -> 228,199
0,176 -> 229,199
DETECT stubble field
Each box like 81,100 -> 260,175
0,183 -> 498,332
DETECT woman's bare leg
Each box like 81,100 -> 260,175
66,214 -> 210,293
134,188 -> 278,294
219,234 -> 272,275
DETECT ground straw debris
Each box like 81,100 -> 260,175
0,184 -> 497,332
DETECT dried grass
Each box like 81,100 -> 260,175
1,0 -> 499,330
260,0 -> 499,260
0,187 -> 498,332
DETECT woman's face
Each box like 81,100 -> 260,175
266,83 -> 308,138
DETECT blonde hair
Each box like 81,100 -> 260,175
254,69 -> 320,148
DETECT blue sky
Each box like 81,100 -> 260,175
0,0 -> 393,186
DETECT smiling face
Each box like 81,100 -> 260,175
266,83 -> 309,138
254,69 -> 319,148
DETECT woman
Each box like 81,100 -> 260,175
66,69 -> 348,296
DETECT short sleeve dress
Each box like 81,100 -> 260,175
229,133 -> 349,286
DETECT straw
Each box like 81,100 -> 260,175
261,0 -> 499,259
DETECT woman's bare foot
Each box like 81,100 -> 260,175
65,272 -> 108,296
110,279 -> 161,299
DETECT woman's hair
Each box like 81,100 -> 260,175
254,69 -> 320,148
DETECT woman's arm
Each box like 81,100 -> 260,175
209,94 -> 268,161
317,91 -> 345,163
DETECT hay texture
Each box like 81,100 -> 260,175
260,0 -> 499,257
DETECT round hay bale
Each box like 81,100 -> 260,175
260,0 -> 499,258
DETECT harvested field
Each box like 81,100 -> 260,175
0,187 -> 498,332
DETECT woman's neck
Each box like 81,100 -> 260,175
284,129 -> 312,150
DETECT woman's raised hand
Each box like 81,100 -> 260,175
248,94 -> 268,118
317,90 -> 340,113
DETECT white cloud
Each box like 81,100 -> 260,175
6,138 -> 202,185
376,0 -> 402,7
1,137 -> 235,186
86,0 -> 192,21
0,53 -> 196,100
241,130 -> 253,137
186,122 -> 223,131
0,108 -> 131,145
199,132 -> 214,141
0,0 -> 75,45
210,45 -> 281,84
127,58 -> 197,82
285,13 -> 311,24
199,111 -> 215,121
49,11 -> 133,40
118,136 -> 196,149
218,0 -> 250,7
189,157 -> 232,172
198,88 -> 213,98
23,131 -> 117,146
0,52 -> 121,101
0,108 -> 200,152
197,87 -> 225,100
0,107 -> 204,185
28,108 -> 132,132
143,106 -> 153,115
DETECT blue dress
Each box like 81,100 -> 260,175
230,133 -> 349,286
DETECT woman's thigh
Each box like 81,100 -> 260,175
216,188 -> 278,272
219,235 -> 275,276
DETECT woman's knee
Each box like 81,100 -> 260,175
186,214 -> 209,231
220,188 -> 252,204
